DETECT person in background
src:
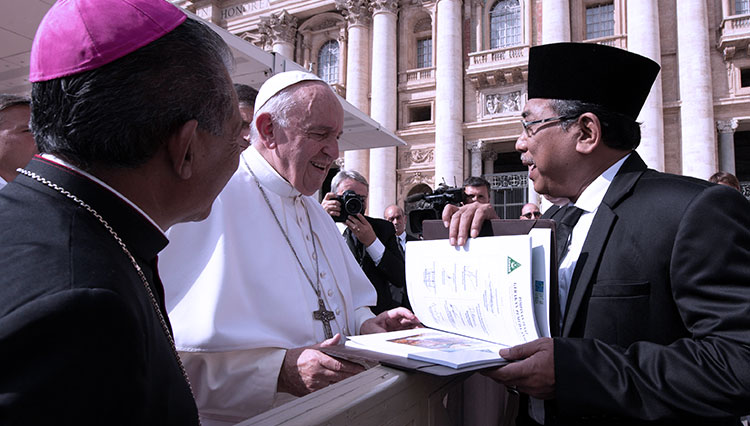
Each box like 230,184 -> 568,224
159,71 -> 419,425
519,202 -> 541,220
0,1 -> 243,423
463,175 -> 491,204
708,170 -> 741,191
0,94 -> 36,189
322,170 -> 408,314
443,42 -> 750,425
234,83 -> 258,142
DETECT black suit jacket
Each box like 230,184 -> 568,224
0,157 -> 198,425
344,216 -> 407,314
542,153 -> 750,425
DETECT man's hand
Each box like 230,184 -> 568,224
321,192 -> 341,217
346,214 -> 376,246
483,337 -> 555,399
441,202 -> 499,246
277,334 -> 365,397
360,307 -> 421,334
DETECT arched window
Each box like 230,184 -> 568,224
317,40 -> 339,84
489,0 -> 521,49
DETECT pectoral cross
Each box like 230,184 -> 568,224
313,296 -> 335,339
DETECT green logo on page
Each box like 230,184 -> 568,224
507,257 -> 521,274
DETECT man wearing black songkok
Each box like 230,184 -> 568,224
443,42 -> 750,425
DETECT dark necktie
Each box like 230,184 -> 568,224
555,205 -> 584,267
398,236 -> 406,257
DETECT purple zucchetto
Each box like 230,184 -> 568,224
29,0 -> 186,82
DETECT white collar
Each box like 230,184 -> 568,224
241,145 -> 300,199
571,153 -> 630,213
40,153 -> 165,235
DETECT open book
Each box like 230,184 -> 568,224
345,226 -> 553,370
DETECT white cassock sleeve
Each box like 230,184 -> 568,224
179,348 -> 292,426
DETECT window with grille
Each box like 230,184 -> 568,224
317,40 -> 339,84
586,3 -> 615,39
416,38 -> 432,69
489,0 -> 521,49
737,0 -> 750,14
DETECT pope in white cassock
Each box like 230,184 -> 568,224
159,71 -> 420,426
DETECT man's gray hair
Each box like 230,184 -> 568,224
331,169 -> 368,193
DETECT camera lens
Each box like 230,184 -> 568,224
344,197 -> 363,215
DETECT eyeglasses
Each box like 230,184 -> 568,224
520,114 -> 579,136
521,211 -> 542,219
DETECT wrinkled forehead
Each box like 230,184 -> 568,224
291,83 -> 343,124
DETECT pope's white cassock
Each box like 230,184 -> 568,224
159,145 -> 377,425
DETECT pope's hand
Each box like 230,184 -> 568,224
441,202 -> 498,247
321,192 -> 341,217
482,337 -> 555,399
360,307 -> 421,334
277,334 -> 364,396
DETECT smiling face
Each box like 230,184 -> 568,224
516,98 -> 580,199
262,82 -> 343,196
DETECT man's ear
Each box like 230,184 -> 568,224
166,119 -> 199,180
255,112 -> 276,149
575,112 -> 602,155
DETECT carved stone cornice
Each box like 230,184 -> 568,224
372,0 -> 399,15
258,10 -> 298,45
716,118 -> 739,134
481,151 -> 497,162
336,0 -> 373,26
467,140 -> 482,153
400,147 -> 434,168
402,172 -> 434,187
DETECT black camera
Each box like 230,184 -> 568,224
406,183 -> 466,235
333,190 -> 366,223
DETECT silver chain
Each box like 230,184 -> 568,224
17,167 -> 200,425
243,160 -> 323,300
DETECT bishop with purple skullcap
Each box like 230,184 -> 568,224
30,0 -> 186,82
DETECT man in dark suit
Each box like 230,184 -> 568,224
323,170 -> 407,314
0,1 -> 246,424
384,204 -> 416,309
443,43 -> 750,425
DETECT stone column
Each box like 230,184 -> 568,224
369,0 -> 399,218
721,0 -> 732,18
628,0 -> 665,171
474,0 -> 483,52
434,0 -> 464,188
337,0 -> 372,180
717,119 -> 738,174
258,10 -> 298,59
338,29 -> 348,85
542,0 -> 571,43
482,149 -> 496,176
468,141 -> 483,177
677,1 -> 717,179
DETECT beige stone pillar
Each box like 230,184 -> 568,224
721,0 -> 732,18
337,0 -> 372,180
258,10 -> 298,59
338,29 -> 348,85
468,141 -> 483,177
369,0 -> 399,218
482,149 -> 496,176
717,119 -> 738,174
474,0 -> 483,52
434,0 -> 464,188
677,1 -> 717,179
628,0 -> 665,171
542,0 -> 570,43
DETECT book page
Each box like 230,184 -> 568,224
405,235 -> 538,347
529,228 -> 552,338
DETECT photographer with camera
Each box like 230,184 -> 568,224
322,170 -> 408,314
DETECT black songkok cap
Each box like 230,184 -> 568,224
527,42 -> 660,121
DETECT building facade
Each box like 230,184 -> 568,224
171,0 -> 750,218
